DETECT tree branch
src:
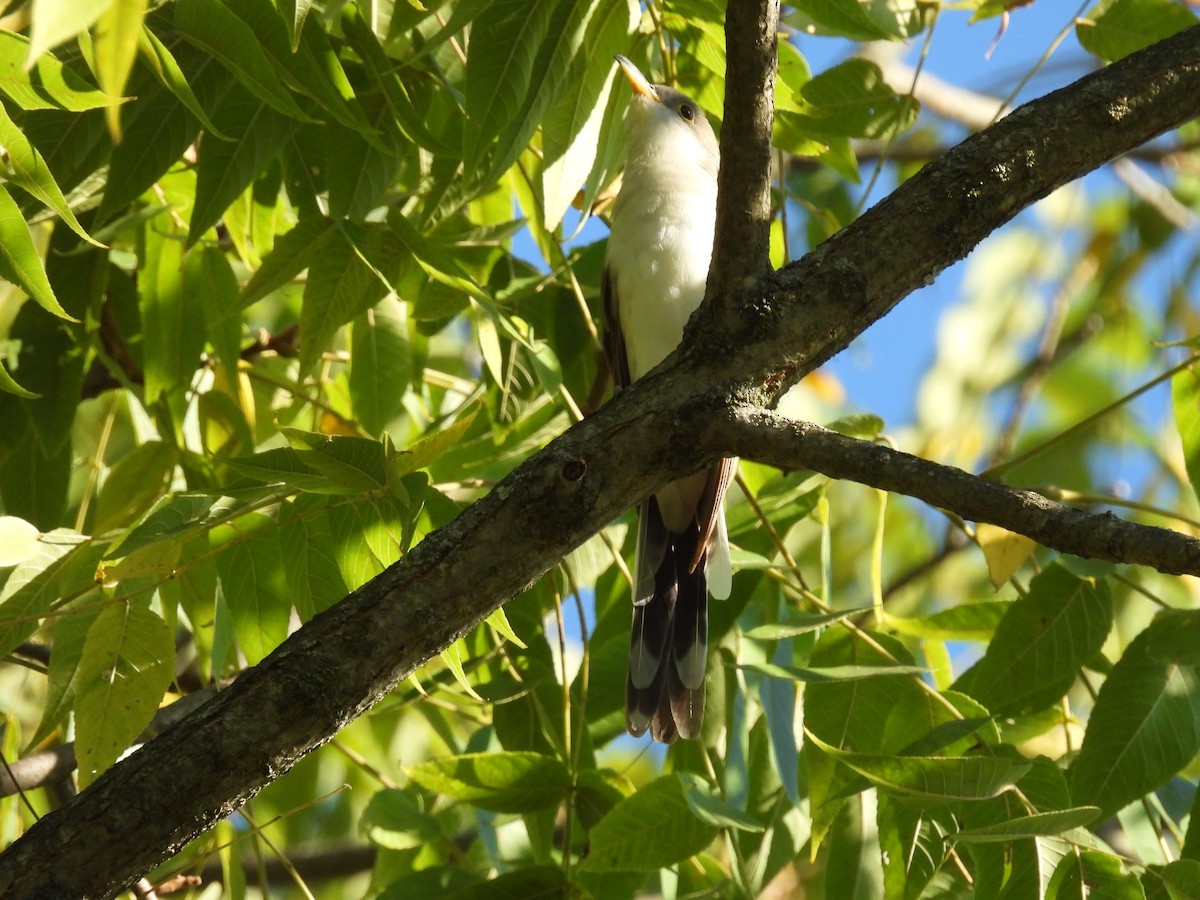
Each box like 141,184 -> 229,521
3,22 -> 1200,900
724,411 -> 1200,576
708,0 -> 779,304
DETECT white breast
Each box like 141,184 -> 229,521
606,168 -> 717,381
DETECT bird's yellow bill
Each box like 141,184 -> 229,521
615,55 -> 658,101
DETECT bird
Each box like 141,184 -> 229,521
602,55 -> 736,743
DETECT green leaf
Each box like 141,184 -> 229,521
222,447 -> 337,493
1069,609 -> 1200,818
953,808 -> 1102,842
0,530 -> 98,660
95,61 -> 210,223
226,0 -> 374,138
804,628 -> 925,849
1184,782 -> 1200,862
877,792 -> 943,900
824,791 -> 885,900
0,102 -> 102,246
1001,836 -> 1076,900
110,493 -> 225,557
786,0 -> 896,41
376,869 -> 479,899
21,107 -> 111,196
958,564 -> 1113,716
0,516 -> 41,567
325,124 -> 396,221
825,413 -> 886,440
359,788 -> 441,850
540,0 -> 633,230
298,224 -> 392,373
485,607 -> 527,649
349,297 -> 412,436
0,357 -> 38,398
681,774 -> 765,832
74,604 -> 174,786
0,275 -> 89,514
743,607 -> 870,639
327,494 -> 410,589
581,774 -> 719,872
1046,849 -> 1143,899
28,605 -> 100,748
385,209 -> 486,299
428,867 -> 566,900
173,0 -> 314,122
1173,364 -> 1200,508
279,429 -> 389,493
339,5 -> 454,156
140,221 -> 205,407
880,692 -> 997,758
0,183 -> 72,320
187,245 -> 243,379
392,404 -> 481,478
238,215 -> 335,308
782,59 -> 918,141
887,601 -> 1010,642
1150,859 -> 1200,899
742,662 -> 927,683
93,441 -> 178,534
440,638 -> 483,701
0,31 -> 110,110
406,751 -> 570,814
1077,0 -> 1198,62
280,0 -> 312,50
136,25 -> 230,138
462,0 -> 557,181
189,91 -> 298,246
93,0 -> 150,139
211,513 -> 291,665
27,0 -> 114,62
807,732 -> 1031,805
278,497 -> 348,620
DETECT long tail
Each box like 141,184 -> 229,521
625,499 -> 709,743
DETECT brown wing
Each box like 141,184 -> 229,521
690,457 -> 736,575
601,265 -> 631,390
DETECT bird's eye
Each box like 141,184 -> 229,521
679,103 -> 695,122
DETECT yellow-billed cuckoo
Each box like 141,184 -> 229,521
603,55 -> 736,743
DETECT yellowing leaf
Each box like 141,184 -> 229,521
75,604 -> 173,786
976,523 -> 1036,589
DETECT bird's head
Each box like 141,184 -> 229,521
615,55 -> 719,181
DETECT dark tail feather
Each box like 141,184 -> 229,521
625,500 -> 709,742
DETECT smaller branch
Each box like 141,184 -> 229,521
0,747 -> 74,800
708,0 -> 779,305
1112,156 -> 1198,229
725,410 -> 1200,577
